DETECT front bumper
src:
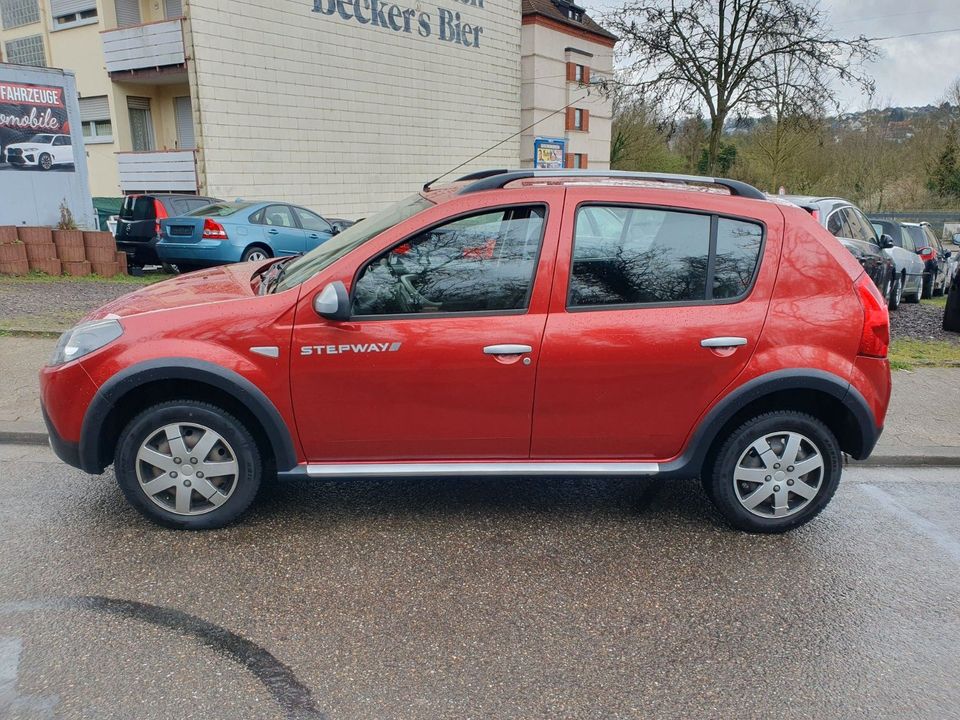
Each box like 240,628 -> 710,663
39,358 -> 100,473
42,404 -> 81,469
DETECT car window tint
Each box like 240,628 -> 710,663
826,210 -> 848,238
900,227 -> 914,251
904,226 -> 927,249
923,228 -> 941,251
570,206 -> 710,306
352,206 -> 546,316
293,207 -> 332,233
120,196 -> 156,221
713,218 -> 763,299
263,205 -> 296,228
845,208 -> 875,243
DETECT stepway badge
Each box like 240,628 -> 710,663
301,342 -> 402,356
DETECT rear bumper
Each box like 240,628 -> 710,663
117,236 -> 162,266
155,240 -> 240,266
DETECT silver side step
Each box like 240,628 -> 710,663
304,462 -> 660,478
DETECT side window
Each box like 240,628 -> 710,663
826,209 -> 848,238
293,207 -> 333,233
53,135 -> 70,146
352,206 -> 546,316
569,206 -> 711,306
263,205 -> 296,228
900,228 -> 915,251
924,228 -> 942,252
850,208 -> 878,244
713,218 -> 764,299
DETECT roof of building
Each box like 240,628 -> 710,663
521,0 -> 618,43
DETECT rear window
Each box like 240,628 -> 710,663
186,202 -> 252,217
569,205 -> 763,307
904,225 -> 927,249
119,196 -> 156,221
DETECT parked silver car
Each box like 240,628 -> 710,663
902,222 -> 952,298
870,218 -> 925,308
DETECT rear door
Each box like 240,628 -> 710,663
258,204 -> 305,256
531,187 -> 780,461
116,195 -> 157,242
292,206 -> 334,251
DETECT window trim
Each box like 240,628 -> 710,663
50,7 -> 98,31
348,203 -> 551,322
565,201 -> 767,313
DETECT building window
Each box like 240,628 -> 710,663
0,0 -> 40,29
567,7 -> 582,21
572,153 -> 587,169
127,97 -> 155,152
565,107 -> 589,132
575,64 -> 584,82
52,7 -> 98,28
3,35 -> 45,66
566,62 -> 590,84
79,96 -> 113,144
574,108 -> 583,129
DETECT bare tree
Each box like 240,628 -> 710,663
604,0 -> 877,173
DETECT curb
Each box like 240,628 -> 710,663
3,430 -> 960,467
0,328 -> 64,339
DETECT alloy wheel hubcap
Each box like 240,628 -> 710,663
733,431 -> 825,518
248,251 -> 267,261
135,423 -> 239,516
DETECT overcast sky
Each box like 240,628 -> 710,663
582,0 -> 960,110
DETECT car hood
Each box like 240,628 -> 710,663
4,142 -> 42,150
83,262 -> 261,322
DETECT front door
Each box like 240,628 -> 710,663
290,200 -> 560,462
260,204 -> 305,256
531,187 -> 780,461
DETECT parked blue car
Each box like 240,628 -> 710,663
156,201 -> 348,270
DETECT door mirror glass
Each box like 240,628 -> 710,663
313,281 -> 350,321
880,234 -> 895,249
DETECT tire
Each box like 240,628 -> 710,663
174,263 -> 202,273
38,153 -> 53,171
888,273 -> 902,311
114,401 -> 262,529
933,275 -> 945,296
921,273 -> 934,299
241,245 -> 271,263
704,411 -> 842,534
906,277 -> 922,303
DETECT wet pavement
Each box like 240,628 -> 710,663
0,443 -> 958,719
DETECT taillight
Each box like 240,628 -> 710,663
919,247 -> 935,261
810,209 -> 820,222
854,274 -> 889,358
153,199 -> 168,237
202,218 -> 228,240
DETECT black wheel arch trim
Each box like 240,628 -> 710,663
658,368 -> 881,479
78,358 -> 299,474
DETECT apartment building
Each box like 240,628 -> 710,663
1,0 -> 615,216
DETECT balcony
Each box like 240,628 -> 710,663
117,150 -> 197,193
102,19 -> 186,82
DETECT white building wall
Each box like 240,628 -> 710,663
519,20 -> 613,168
187,0 -> 523,218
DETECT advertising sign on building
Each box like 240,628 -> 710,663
0,80 -> 76,173
533,137 -> 565,169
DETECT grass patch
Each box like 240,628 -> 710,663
921,295 -> 948,308
0,270 -> 173,285
889,338 -> 960,370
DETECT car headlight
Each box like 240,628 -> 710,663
24,147 -> 38,152
49,319 -> 123,366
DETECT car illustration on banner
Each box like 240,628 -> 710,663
3,133 -> 74,170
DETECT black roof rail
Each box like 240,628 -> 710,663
454,168 -> 511,182
456,169 -> 767,201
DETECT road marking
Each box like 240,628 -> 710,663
861,483 -> 960,566
0,636 -> 58,718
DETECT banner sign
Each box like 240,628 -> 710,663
0,81 -> 75,172
534,137 -> 565,169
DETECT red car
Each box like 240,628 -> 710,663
40,170 -> 891,533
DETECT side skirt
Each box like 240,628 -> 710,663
278,462 -> 660,480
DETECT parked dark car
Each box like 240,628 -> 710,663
781,196 -> 895,302
115,194 -> 221,268
901,221 -> 952,298
869,218 -> 925,307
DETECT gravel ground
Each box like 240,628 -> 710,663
890,299 -> 959,343
0,276 -> 165,332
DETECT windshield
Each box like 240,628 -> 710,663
274,193 -> 433,292
28,134 -> 54,143
186,202 -> 252,217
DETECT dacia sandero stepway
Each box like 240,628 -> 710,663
40,170 -> 891,533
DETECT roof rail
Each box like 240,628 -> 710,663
454,168 -> 511,182
456,169 -> 767,201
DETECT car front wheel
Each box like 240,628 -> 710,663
704,411 -> 842,533
115,401 -> 262,529
38,153 -> 53,170
888,273 -> 902,311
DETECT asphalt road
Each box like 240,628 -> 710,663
0,443 -> 958,720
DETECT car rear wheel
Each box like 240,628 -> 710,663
888,273 -> 902,311
242,246 -> 271,263
704,411 -> 841,533
115,401 -> 262,529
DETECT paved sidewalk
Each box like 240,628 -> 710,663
1,336 -> 958,464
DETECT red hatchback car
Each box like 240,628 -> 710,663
40,170 -> 891,533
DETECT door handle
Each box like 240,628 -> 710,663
267,228 -> 279,234
483,344 -> 532,355
700,337 -> 748,348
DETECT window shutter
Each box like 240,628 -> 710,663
127,96 -> 151,111
581,154 -> 588,168
566,62 -> 576,82
50,0 -> 96,16
565,107 -> 575,131
582,109 -> 590,132
564,153 -> 573,168
582,66 -> 590,84
78,95 -> 110,122
114,0 -> 141,26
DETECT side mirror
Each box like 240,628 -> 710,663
330,226 -> 341,236
313,281 -> 351,321
880,234 -> 895,249
946,250 -> 953,259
